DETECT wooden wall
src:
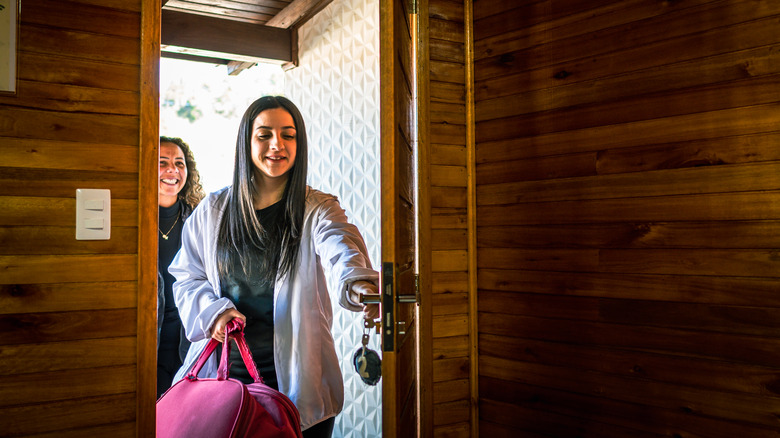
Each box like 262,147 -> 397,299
428,0 -> 472,437
473,0 -> 780,436
0,0 -> 156,436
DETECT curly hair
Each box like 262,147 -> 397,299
160,136 -> 205,208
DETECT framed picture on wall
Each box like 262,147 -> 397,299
0,0 -> 18,95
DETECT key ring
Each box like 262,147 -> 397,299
353,316 -> 382,386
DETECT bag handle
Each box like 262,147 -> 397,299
217,319 -> 263,383
186,319 -> 263,384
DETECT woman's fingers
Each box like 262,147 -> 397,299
351,280 -> 380,320
363,303 -> 379,320
211,308 -> 247,341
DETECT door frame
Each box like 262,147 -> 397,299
138,1 -> 161,436
138,1 -> 434,436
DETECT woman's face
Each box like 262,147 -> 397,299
159,141 -> 187,207
250,108 -> 297,184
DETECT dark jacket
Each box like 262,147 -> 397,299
157,201 -> 194,363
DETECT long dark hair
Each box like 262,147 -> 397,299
160,136 -> 205,209
216,96 -> 308,284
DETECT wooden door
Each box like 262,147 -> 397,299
380,0 -> 420,436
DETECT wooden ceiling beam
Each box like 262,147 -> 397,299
265,0 -> 334,29
160,51 -> 230,65
161,9 -> 292,63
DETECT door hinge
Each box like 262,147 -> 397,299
410,0 -> 418,14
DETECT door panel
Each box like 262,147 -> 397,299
380,0 -> 419,436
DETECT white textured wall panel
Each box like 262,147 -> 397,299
284,0 -> 381,436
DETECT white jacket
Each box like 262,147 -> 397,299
170,186 -> 378,430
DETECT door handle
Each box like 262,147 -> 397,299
358,294 -> 417,304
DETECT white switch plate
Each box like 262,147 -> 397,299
76,189 -> 111,240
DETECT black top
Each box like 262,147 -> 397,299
219,201 -> 283,388
159,200 -> 184,351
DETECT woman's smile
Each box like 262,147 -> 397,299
251,107 -> 298,182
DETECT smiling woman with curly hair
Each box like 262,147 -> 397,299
157,136 -> 205,398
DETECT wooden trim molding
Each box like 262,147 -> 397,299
138,1 -> 161,436
416,1 -> 433,436
464,0 -> 479,436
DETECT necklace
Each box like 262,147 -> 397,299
159,211 -> 180,240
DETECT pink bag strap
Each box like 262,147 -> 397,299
218,319 -> 263,383
186,319 -> 263,384
186,338 -> 219,380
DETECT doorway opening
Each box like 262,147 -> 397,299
158,0 -> 382,435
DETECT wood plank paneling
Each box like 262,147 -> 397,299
0,226 -> 138,254
0,282 -> 137,313
476,74 -> 780,140
596,131 -> 780,175
0,337 -> 137,375
480,398 -> 660,438
474,1 -> 780,436
0,107 -> 139,145
0,169 -> 139,198
479,161 -> 780,205
431,249 -> 468,272
478,269 -> 780,307
21,0 -> 141,38
431,186 -> 467,208
479,335 -> 780,397
428,1 -> 471,436
433,422 -> 470,438
0,0 -> 148,435
1,394 -> 137,436
432,144 -> 466,166
1,197 -> 138,226
0,365 -> 137,407
0,80 -> 140,114
1,138 -> 139,172
433,335 -> 468,359
432,271 -> 469,293
433,399 -> 470,426
483,355 -> 780,428
433,379 -> 469,404
474,3 -> 780,80
476,104 -> 780,162
0,308 -> 137,345
480,290 -> 780,337
478,191 -> 780,226
13,52 -> 141,90
23,422 -> 136,438
20,25 -> 141,65
480,312 -> 780,368
477,221 -> 780,249
475,45 -> 780,113
479,379 -> 780,438
431,207 -> 467,230
473,0 -> 696,56
432,228 -> 467,250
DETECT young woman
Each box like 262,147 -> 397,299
170,96 -> 379,437
157,136 -> 205,398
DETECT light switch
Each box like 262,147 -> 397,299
85,200 -> 105,211
84,218 -> 104,229
76,189 -> 111,240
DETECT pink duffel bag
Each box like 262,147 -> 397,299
157,319 -> 303,438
